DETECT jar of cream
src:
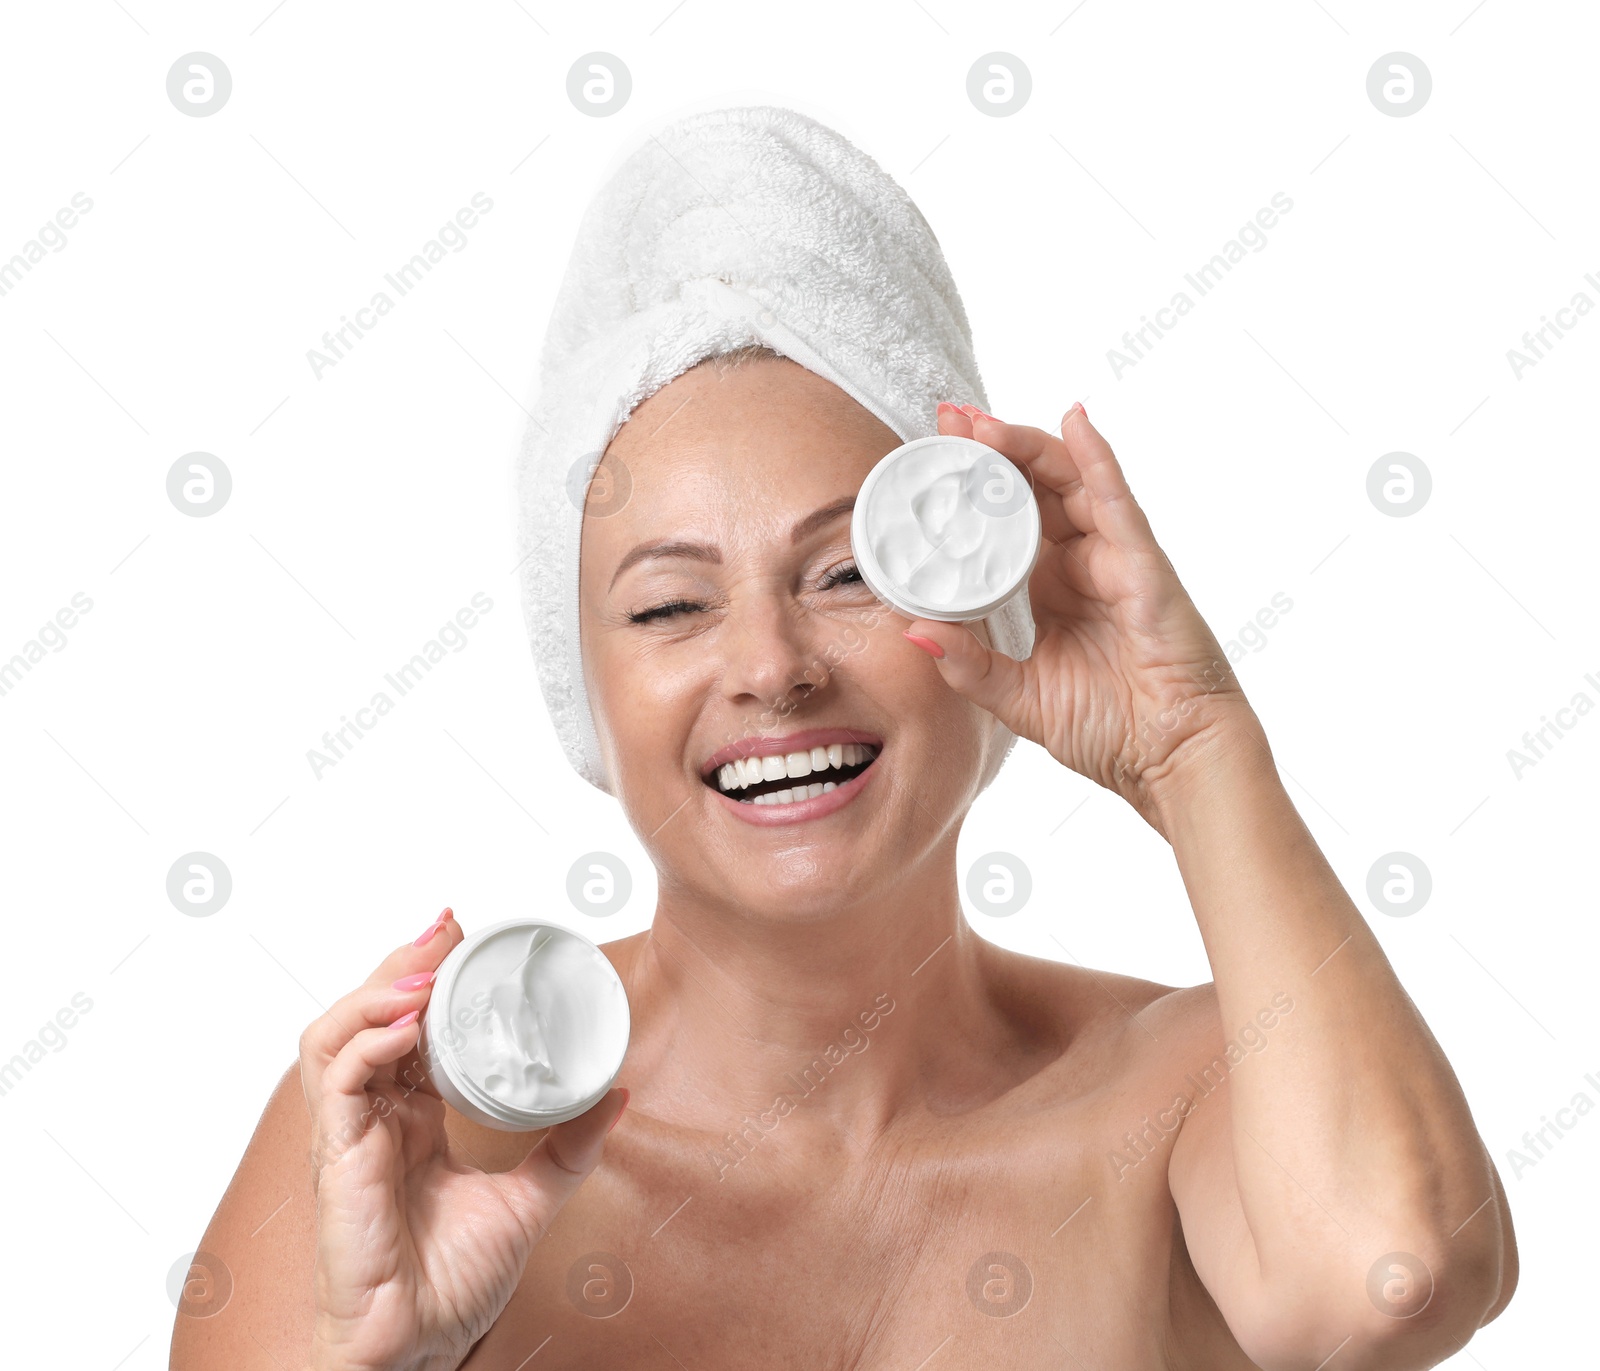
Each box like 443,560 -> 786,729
416,918 -> 630,1131
851,435 -> 1041,622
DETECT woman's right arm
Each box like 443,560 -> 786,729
170,911 -> 628,1371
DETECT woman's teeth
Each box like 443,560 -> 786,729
714,742 -> 877,804
753,781 -> 837,806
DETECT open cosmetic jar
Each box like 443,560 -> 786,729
417,918 -> 631,1131
850,435 -> 1041,622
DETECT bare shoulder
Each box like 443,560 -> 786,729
972,940 -> 1278,1123
978,936 -> 1191,1056
169,1060 -> 318,1369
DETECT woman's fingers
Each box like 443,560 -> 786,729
935,403 -> 976,440
299,910 -> 464,1113
314,1012 -> 427,1171
1051,406 -> 1161,555
494,1088 -> 630,1240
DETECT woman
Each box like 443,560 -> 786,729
174,110 -> 1516,1370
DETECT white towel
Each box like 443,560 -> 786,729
513,104 -> 1034,796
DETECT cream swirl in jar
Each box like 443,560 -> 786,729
418,919 -> 630,1131
850,435 -> 1040,622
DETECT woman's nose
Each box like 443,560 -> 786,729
717,596 -> 831,714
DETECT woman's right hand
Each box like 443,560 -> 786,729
299,908 -> 629,1371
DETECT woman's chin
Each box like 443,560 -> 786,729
730,874 -> 882,927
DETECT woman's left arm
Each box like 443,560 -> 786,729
1142,713 -> 1515,1371
909,402 -> 1515,1371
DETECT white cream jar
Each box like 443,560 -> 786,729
417,918 -> 630,1131
851,435 -> 1041,622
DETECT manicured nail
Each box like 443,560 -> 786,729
1062,401 -> 1087,425
936,400 -> 961,417
412,907 -> 453,946
393,971 -> 436,991
389,1009 -> 420,1029
607,1088 -> 631,1133
903,631 -> 945,659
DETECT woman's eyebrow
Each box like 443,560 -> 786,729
609,539 -> 719,591
788,495 -> 855,544
608,496 -> 857,591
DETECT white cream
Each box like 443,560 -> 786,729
851,436 -> 1040,621
423,920 -> 630,1128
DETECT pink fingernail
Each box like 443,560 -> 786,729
393,971 -> 436,991
413,920 -> 443,947
389,1009 -> 419,1029
936,401 -> 961,417
903,631 -> 945,659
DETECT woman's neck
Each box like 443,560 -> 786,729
616,851 -> 1020,1146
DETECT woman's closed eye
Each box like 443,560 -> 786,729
626,597 -> 704,625
625,561 -> 864,625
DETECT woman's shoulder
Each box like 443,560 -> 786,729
979,937 -> 1225,1081
982,934 -> 1198,1026
171,1060 -> 320,1366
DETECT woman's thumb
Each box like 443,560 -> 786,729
499,1087 -> 629,1236
902,622 -> 1025,724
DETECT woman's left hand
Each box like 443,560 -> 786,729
901,402 -> 1263,833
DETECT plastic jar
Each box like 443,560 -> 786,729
416,918 -> 630,1131
851,435 -> 1041,622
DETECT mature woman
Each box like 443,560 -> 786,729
175,108 -> 1515,1370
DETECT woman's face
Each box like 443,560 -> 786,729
578,356 -> 997,922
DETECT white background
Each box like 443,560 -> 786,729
1,1 -> 1593,1365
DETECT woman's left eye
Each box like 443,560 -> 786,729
820,562 -> 863,590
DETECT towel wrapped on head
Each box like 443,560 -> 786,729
514,104 -> 1034,796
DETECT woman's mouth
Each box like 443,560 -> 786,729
709,741 -> 879,805
698,733 -> 882,824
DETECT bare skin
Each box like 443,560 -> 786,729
174,356 -> 1516,1371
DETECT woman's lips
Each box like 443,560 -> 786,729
710,752 -> 878,826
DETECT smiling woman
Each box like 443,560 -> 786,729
174,105 -> 1515,1371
